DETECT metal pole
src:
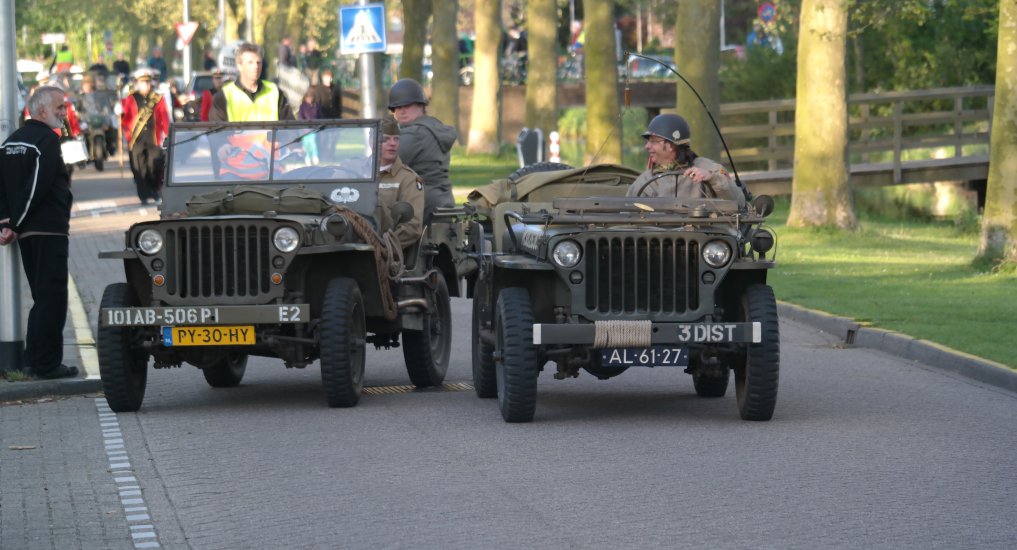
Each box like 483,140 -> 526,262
245,0 -> 254,43
183,0 -> 192,85
0,0 -> 23,372
358,0 -> 378,118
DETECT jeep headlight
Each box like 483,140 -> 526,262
273,227 -> 300,253
137,229 -> 163,255
552,240 -> 582,268
702,240 -> 732,268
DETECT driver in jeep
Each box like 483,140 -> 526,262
626,114 -> 745,207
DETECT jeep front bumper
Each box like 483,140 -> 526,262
533,321 -> 761,346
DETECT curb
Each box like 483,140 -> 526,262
0,378 -> 103,403
778,302 -> 1017,393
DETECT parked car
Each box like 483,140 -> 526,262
625,54 -> 676,79
181,71 -> 219,121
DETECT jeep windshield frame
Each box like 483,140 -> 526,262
166,119 -> 382,186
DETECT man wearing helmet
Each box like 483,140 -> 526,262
387,78 -> 456,222
626,114 -> 745,207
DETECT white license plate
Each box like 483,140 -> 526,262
600,347 -> 689,367
162,326 -> 256,346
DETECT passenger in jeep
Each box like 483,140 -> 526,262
376,117 -> 424,253
626,114 -> 745,207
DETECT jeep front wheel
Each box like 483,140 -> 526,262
734,284 -> 780,421
320,278 -> 366,407
471,278 -> 497,398
97,283 -> 149,412
402,277 -> 451,387
495,287 -> 539,422
202,352 -> 248,388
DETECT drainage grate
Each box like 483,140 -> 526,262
362,382 -> 474,395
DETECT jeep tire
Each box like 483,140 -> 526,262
97,283 -> 148,412
320,278 -> 366,407
402,277 -> 451,387
202,352 -> 248,388
495,287 -> 539,422
471,278 -> 497,398
734,284 -> 780,421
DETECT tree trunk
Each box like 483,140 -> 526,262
584,0 -> 621,164
787,0 -> 856,229
431,0 -> 460,142
401,0 -> 432,82
525,0 -> 558,144
976,0 -> 1017,266
675,0 -> 722,161
466,0 -> 502,154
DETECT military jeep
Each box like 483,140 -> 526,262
466,163 -> 779,422
97,119 -> 473,412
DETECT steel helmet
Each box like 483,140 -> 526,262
387,78 -> 429,110
642,114 -> 691,146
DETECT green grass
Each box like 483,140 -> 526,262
448,154 -> 1016,368
766,199 -> 1016,368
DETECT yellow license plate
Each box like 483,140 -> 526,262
162,326 -> 256,346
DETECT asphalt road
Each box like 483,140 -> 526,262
2,169 -> 1015,549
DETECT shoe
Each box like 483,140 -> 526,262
30,364 -> 80,380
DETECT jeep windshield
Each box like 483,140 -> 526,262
168,120 -> 380,185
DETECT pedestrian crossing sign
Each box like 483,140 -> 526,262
339,4 -> 387,55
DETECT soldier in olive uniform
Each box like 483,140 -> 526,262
376,118 -> 424,253
626,114 -> 745,207
387,79 -> 456,223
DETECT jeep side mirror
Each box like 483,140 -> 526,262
752,195 -> 775,217
390,201 -> 414,226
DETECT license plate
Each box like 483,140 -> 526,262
600,346 -> 689,368
162,326 -> 256,346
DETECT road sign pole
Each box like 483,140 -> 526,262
182,0 -> 192,86
0,0 -> 23,372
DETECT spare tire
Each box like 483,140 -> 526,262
507,162 -> 574,183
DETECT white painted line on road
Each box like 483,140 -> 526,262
93,398 -> 163,550
69,276 -> 100,379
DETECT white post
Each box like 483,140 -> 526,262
358,0 -> 379,118
0,0 -> 23,372
182,0 -> 192,85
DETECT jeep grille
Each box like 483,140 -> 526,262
583,236 -> 699,314
164,223 -> 272,299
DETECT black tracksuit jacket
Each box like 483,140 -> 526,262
0,119 -> 72,235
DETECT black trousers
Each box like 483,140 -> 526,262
18,235 -> 69,371
129,141 -> 164,202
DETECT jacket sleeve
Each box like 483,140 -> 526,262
10,139 -> 58,230
200,90 -> 213,121
395,174 -> 425,249
208,90 -> 228,122
155,99 -> 170,146
121,97 -> 137,139
277,93 -> 294,121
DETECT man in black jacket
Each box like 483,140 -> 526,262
0,86 -> 79,379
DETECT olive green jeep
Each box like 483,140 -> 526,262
97,120 -> 474,411
466,163 -> 779,422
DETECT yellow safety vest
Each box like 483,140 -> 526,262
222,81 -> 280,121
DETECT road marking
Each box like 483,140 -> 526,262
94,398 -> 162,549
361,382 -> 474,395
68,276 -> 100,379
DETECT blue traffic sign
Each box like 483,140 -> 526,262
339,4 -> 387,55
